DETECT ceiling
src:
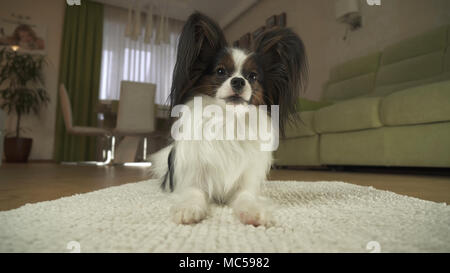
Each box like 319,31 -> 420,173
93,0 -> 259,28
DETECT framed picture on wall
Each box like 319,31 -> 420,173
265,15 -> 277,28
276,12 -> 287,27
239,33 -> 251,50
0,18 -> 47,54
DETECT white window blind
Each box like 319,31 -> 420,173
99,5 -> 183,104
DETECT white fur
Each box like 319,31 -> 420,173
150,95 -> 274,226
215,48 -> 253,103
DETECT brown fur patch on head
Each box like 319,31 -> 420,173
192,75 -> 220,97
191,49 -> 235,98
242,55 -> 266,105
217,49 -> 235,76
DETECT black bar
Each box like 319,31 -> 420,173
0,253 -> 448,272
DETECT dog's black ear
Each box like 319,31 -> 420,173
169,12 -> 227,110
253,27 -> 308,136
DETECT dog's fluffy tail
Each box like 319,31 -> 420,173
148,144 -> 175,191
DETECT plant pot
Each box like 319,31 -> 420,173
4,137 -> 33,163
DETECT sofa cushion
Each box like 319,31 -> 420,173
284,111 -> 316,139
314,97 -> 382,133
320,128 -> 386,166
381,25 -> 448,65
330,52 -> 381,82
376,51 -> 444,87
383,123 -> 450,167
370,71 -> 450,97
380,80 -> 450,126
320,123 -> 450,167
323,73 -> 376,101
276,136 -> 320,166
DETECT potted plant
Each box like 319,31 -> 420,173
0,47 -> 49,162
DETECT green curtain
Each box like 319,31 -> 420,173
54,1 -> 104,162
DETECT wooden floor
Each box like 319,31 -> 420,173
0,163 -> 449,211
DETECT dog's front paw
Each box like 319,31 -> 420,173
233,202 -> 274,227
171,203 -> 207,225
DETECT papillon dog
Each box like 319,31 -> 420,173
150,12 -> 307,226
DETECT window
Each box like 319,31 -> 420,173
99,5 -> 183,104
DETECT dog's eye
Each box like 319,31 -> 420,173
248,72 -> 258,82
216,67 -> 226,76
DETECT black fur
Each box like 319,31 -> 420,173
252,27 -> 308,136
169,12 -> 227,111
161,147 -> 176,192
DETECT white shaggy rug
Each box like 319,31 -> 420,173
0,180 -> 449,253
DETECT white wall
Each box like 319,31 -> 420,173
225,0 -> 450,100
0,0 -> 65,160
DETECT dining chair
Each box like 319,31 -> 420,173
111,81 -> 157,166
59,84 -> 112,165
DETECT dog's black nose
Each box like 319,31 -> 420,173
230,77 -> 245,93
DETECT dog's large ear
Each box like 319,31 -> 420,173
253,27 -> 308,136
169,12 -> 227,110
